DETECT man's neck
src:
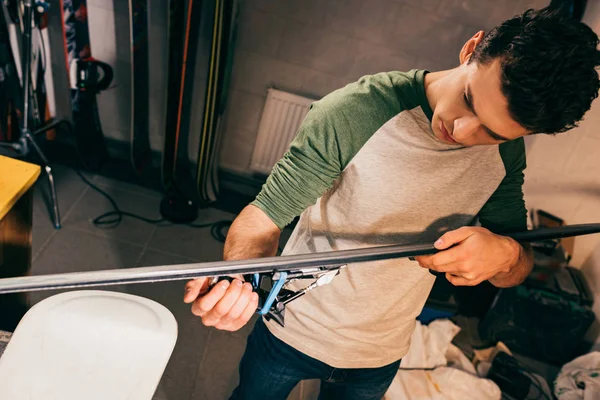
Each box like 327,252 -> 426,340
423,69 -> 452,114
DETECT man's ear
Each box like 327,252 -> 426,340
459,31 -> 485,64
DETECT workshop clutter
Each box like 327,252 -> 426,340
384,318 -> 560,400
410,208 -> 598,399
385,319 -> 562,399
385,319 -> 502,400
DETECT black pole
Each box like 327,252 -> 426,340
0,223 -> 599,294
20,0 -> 32,139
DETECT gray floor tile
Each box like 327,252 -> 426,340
152,383 -> 169,400
300,380 -> 321,400
28,228 -> 143,305
136,247 -> 197,266
148,208 -> 236,261
64,181 -> 163,246
32,165 -> 90,257
25,170 -> 312,400
33,165 -> 91,229
127,249 -> 201,317
287,383 -> 302,400
32,224 -> 57,259
130,249 -> 213,400
191,329 -> 249,400
148,224 -> 224,261
93,174 -> 163,199
241,378 -> 319,399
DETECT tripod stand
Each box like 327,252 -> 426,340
0,0 -> 62,229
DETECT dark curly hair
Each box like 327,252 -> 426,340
468,5 -> 600,134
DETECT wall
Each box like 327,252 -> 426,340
219,0 -> 549,173
521,0 -> 600,341
48,0 -> 549,167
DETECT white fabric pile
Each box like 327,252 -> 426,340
384,319 -> 501,400
555,352 -> 600,400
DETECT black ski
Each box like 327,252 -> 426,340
1,223 -> 599,294
129,0 -> 151,176
0,6 -> 21,143
171,0 -> 203,198
161,0 -> 186,188
195,0 -> 237,204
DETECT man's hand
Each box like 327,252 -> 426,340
184,205 -> 280,331
415,226 -> 531,287
183,276 -> 259,331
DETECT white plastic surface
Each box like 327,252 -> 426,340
0,290 -> 178,400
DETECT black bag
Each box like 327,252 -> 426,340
479,276 -> 594,365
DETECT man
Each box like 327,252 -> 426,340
184,6 -> 600,399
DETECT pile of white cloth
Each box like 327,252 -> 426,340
555,351 -> 600,400
384,319 -> 501,400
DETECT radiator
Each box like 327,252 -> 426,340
249,88 -> 316,175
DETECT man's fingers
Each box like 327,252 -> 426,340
426,263 -> 457,273
200,279 -> 244,326
434,226 -> 476,250
446,273 -> 481,286
219,283 -> 253,325
222,292 -> 259,331
191,279 -> 230,316
184,278 -> 209,303
416,257 -> 454,273
212,279 -> 245,319
432,246 -> 465,267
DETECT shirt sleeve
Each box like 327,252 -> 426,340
250,71 -> 416,230
477,138 -> 528,234
250,102 -> 345,229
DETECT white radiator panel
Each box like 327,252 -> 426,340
249,88 -> 315,175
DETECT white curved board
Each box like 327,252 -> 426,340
0,290 -> 177,400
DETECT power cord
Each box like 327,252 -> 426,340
73,169 -> 234,243
492,352 -> 553,400
513,359 -> 553,400
74,169 -> 165,226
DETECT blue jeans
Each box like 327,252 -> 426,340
230,318 -> 401,400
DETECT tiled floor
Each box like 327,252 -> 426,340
29,165 -> 317,400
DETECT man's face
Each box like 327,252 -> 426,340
430,58 -> 530,147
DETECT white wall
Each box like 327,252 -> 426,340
218,0 -> 549,174
521,2 -> 600,341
